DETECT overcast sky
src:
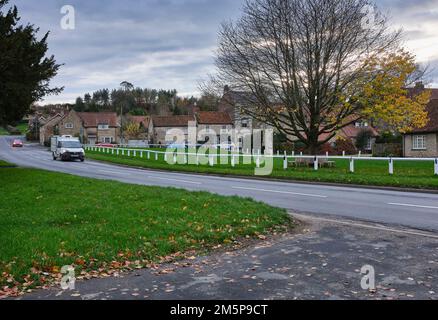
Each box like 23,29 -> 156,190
9,0 -> 438,104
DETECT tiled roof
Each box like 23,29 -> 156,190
151,115 -> 195,127
411,99 -> 438,133
77,112 -> 118,127
196,112 -> 233,125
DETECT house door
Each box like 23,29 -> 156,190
88,137 -> 96,146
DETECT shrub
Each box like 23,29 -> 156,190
333,137 -> 357,155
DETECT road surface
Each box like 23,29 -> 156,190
1,136 -> 438,232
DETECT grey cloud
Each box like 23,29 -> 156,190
8,0 -> 438,103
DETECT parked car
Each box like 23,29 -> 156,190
95,143 -> 115,148
12,139 -> 23,148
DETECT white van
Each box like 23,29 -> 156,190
51,136 -> 85,162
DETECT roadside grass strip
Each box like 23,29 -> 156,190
86,149 -> 438,190
0,168 -> 291,297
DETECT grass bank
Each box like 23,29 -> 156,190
85,150 -> 438,190
0,168 -> 290,296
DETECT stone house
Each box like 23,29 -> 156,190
218,86 -> 257,130
195,111 -> 233,145
57,111 -> 120,145
39,114 -> 63,146
403,94 -> 438,158
149,115 -> 196,146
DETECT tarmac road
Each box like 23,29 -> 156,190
1,136 -> 438,231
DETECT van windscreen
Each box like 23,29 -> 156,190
61,141 -> 82,148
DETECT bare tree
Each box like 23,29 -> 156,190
209,0 -> 401,153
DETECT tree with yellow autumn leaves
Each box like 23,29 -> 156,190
359,51 -> 430,134
124,122 -> 142,140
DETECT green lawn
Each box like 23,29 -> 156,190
0,123 -> 28,135
0,168 -> 290,295
86,149 -> 438,189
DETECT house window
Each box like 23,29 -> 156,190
98,124 -> 109,130
101,137 -> 112,143
413,135 -> 426,150
355,121 -> 369,128
65,123 -> 74,129
365,138 -> 372,150
222,125 -> 227,130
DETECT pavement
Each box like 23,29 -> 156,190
18,215 -> 438,300
1,136 -> 438,300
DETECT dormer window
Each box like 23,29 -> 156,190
98,124 -> 109,130
355,121 -> 368,128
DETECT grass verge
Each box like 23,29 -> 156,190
86,150 -> 438,190
0,167 -> 291,297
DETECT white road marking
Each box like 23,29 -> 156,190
98,170 -> 130,176
293,213 -> 438,240
388,203 -> 438,210
148,176 -> 202,185
232,186 -> 327,198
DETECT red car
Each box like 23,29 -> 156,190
95,143 -> 115,148
12,139 -> 23,148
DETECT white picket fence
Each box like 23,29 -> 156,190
85,145 -> 438,176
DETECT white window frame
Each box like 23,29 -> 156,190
65,123 -> 74,129
98,124 -> 110,130
412,135 -> 427,150
101,137 -> 112,143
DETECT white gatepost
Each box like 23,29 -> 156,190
117,149 -> 119,156
300,152 -> 303,156
140,151 -> 143,158
209,155 -> 214,166
196,154 -> 199,166
133,150 -> 136,157
127,150 -> 130,157
112,148 -> 114,155
155,152 -> 158,161
122,150 -> 125,156
343,151 -> 346,157
231,154 -> 235,167
147,151 -> 150,159
389,158 -> 394,175
350,158 -> 355,173
314,157 -> 319,171
358,151 -> 362,157
283,156 -> 288,170
292,151 -> 295,157
256,156 -> 260,168
435,159 -> 438,176
277,151 -> 280,156
326,152 -> 329,157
